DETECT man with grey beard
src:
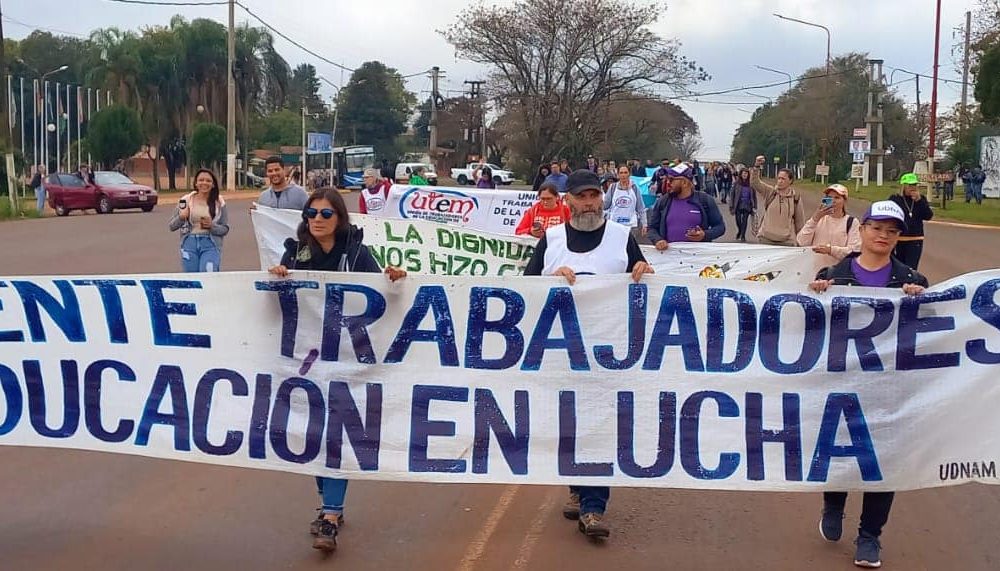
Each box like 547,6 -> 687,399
522,169 -> 654,540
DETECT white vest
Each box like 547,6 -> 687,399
606,182 -> 638,227
361,187 -> 387,215
541,222 -> 630,275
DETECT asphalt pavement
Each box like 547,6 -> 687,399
0,190 -> 999,570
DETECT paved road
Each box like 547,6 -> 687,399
1,192 -> 999,570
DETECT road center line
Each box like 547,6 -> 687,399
456,485 -> 520,571
511,489 -> 559,569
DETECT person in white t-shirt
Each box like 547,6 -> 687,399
603,165 -> 647,239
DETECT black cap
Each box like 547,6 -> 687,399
565,169 -> 603,195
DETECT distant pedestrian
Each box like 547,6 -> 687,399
544,161 -> 569,193
30,165 -> 46,216
169,168 -> 229,272
259,156 -> 309,210
796,183 -> 861,274
751,155 -> 804,246
717,163 -> 733,204
704,161 -> 717,198
810,200 -> 928,570
409,165 -> 429,186
359,168 -> 392,216
477,166 -> 496,189
604,165 -> 647,239
532,164 -> 551,193
651,158 -> 671,196
888,173 -> 933,270
729,168 -> 756,241
971,165 -> 986,204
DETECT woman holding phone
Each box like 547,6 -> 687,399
796,183 -> 860,273
267,188 -> 406,553
168,168 -> 229,272
515,181 -> 570,238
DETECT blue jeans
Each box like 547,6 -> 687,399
180,235 -> 222,272
570,485 -> 609,515
315,477 -> 348,515
34,187 -> 46,214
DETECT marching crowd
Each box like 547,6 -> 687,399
162,151 -> 941,568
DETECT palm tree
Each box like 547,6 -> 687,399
235,25 -> 290,183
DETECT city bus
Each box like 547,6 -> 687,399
333,145 -> 376,189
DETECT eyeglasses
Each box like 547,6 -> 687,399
304,207 -> 336,219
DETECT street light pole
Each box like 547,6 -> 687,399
756,65 -> 793,170
226,0 -> 236,191
301,102 -> 306,183
774,13 -> 832,182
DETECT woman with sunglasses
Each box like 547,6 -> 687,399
168,168 -> 229,272
268,188 -> 406,553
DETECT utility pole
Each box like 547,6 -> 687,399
428,66 -> 440,156
226,0 -> 236,191
960,10 -> 972,132
301,101 -> 306,181
0,0 -> 15,214
864,60 -> 885,186
464,80 -> 486,161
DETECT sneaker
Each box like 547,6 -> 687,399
310,511 -> 344,536
853,532 -> 882,568
312,518 -> 339,552
578,512 -> 610,538
562,493 -> 580,520
819,508 -> 844,542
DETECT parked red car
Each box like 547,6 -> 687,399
46,171 -> 158,216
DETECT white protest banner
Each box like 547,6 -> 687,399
1,271 -> 1000,491
253,206 -> 816,284
385,184 -> 537,235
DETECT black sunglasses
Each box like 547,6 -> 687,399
304,207 -> 336,219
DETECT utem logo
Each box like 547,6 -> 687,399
400,188 -> 479,223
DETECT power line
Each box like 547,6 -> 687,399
103,0 -> 227,5
234,1 -> 354,73
2,15 -> 88,38
885,65 -> 972,87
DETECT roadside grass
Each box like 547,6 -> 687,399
0,199 -> 42,221
795,180 -> 1000,227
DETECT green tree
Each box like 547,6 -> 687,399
732,53 -> 918,180
975,42 -> 1000,123
337,61 -> 416,159
249,108 -> 302,148
87,105 -> 143,167
444,0 -> 707,170
189,122 -> 226,168
287,63 -> 324,112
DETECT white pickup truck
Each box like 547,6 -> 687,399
450,162 -> 516,186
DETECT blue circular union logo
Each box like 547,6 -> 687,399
398,187 -> 481,223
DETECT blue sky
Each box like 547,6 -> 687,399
4,0 -> 978,160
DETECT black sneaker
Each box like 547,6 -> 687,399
819,507 -> 844,541
310,511 -> 344,536
853,532 -> 882,568
578,512 -> 610,538
312,518 -> 338,552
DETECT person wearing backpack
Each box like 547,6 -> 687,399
751,155 -> 805,245
796,183 -> 861,274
